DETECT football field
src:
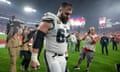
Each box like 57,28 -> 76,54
0,43 -> 120,72
0,34 -> 120,72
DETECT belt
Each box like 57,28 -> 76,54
52,53 -> 63,57
83,48 -> 93,52
55,53 -> 63,56
45,50 -> 63,57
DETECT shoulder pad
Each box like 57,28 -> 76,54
42,12 -> 58,21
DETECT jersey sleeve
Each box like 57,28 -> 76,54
41,12 -> 57,21
41,12 -> 57,30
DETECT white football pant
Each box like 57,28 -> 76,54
44,50 -> 66,72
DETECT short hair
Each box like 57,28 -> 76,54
60,2 -> 72,8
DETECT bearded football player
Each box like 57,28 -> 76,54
31,2 -> 73,72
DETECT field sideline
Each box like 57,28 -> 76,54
0,34 -> 120,72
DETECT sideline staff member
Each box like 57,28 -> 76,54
6,17 -> 24,72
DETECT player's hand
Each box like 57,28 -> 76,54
31,61 -> 38,69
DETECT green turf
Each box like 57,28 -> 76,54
0,34 -> 7,40
0,42 -> 120,72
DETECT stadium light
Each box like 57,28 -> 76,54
24,6 -> 37,13
0,0 -> 11,5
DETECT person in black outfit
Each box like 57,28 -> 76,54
100,33 -> 109,55
111,34 -> 118,51
20,28 -> 32,71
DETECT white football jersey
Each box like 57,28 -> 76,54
42,12 -> 70,54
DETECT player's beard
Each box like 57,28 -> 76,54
59,13 -> 69,24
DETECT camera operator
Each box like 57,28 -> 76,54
6,16 -> 24,72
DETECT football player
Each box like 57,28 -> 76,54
31,2 -> 73,72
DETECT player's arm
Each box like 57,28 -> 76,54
32,20 -> 51,51
81,33 -> 88,40
32,12 -> 56,51
93,36 -> 99,43
31,20 -> 52,67
31,12 -> 56,68
90,35 -> 99,44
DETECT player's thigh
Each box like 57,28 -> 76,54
50,60 -> 62,72
86,52 -> 94,63
80,49 -> 86,60
56,56 -> 66,72
44,51 -> 62,72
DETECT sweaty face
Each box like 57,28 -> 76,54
60,6 -> 72,24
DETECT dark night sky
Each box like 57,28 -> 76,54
0,0 -> 120,30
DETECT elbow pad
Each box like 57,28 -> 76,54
32,30 -> 46,49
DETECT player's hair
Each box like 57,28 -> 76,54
89,27 -> 95,30
60,2 -> 72,8
88,26 -> 95,35
88,30 -> 90,35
